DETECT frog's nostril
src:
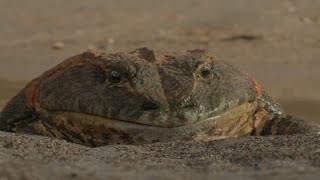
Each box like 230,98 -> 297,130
142,102 -> 160,111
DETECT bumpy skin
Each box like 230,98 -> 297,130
0,48 -> 318,147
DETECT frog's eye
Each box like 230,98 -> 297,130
200,67 -> 211,78
109,70 -> 122,83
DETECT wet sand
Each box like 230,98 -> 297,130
0,0 -> 320,179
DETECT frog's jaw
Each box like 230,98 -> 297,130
14,101 -> 258,147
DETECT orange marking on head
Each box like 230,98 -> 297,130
244,73 -> 262,97
25,81 -> 41,107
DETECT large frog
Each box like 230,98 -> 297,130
0,48 -> 318,147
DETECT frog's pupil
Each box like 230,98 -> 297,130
201,69 -> 210,77
110,71 -> 121,83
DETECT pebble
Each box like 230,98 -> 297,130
301,17 -> 313,24
52,42 -> 65,50
107,38 -> 115,44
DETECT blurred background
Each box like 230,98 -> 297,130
0,0 -> 319,122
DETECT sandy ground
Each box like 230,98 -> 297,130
1,132 -> 320,180
0,0 -> 320,179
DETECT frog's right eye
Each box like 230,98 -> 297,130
200,67 -> 211,78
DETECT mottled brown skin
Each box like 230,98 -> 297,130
0,48 -> 319,147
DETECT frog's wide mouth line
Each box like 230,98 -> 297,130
48,100 -> 256,128
35,95 -> 257,129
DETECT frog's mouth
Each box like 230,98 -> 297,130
18,100 -> 258,147
33,93 -> 257,128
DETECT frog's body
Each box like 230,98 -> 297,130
0,48 -> 318,147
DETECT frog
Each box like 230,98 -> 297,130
0,48 -> 318,147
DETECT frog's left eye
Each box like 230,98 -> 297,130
109,70 -> 122,83
200,67 -> 211,78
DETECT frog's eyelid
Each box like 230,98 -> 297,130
194,60 -> 204,69
105,61 -> 138,77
